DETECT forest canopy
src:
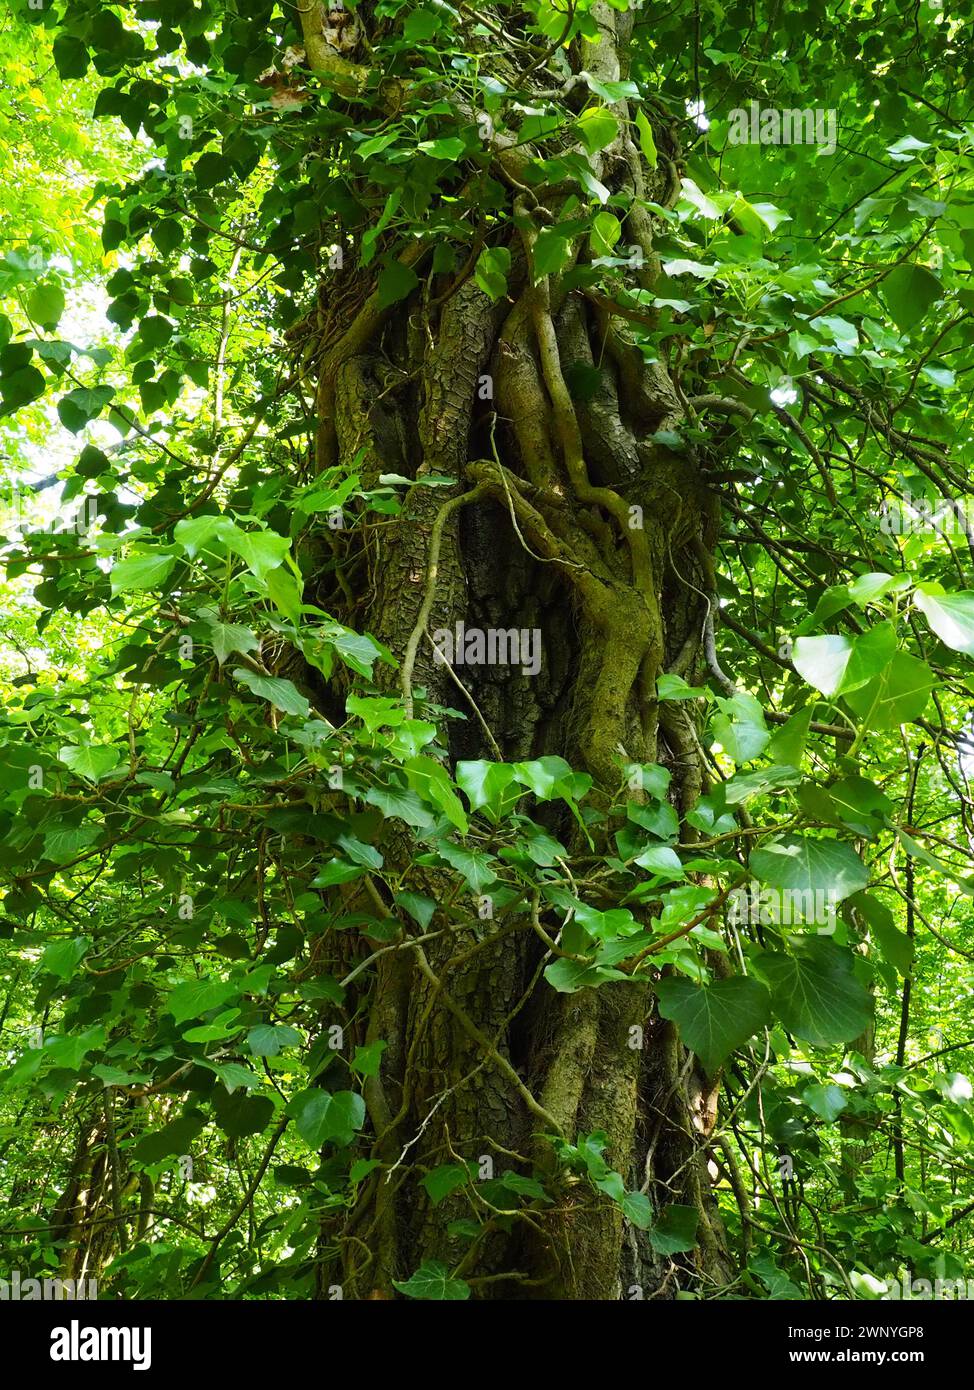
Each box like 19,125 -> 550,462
0,0 -> 973,1305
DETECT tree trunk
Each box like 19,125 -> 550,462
289,1 -> 737,1300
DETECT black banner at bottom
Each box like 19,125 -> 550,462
0,1296 -> 958,1376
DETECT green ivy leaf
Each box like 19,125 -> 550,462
792,625 -> 896,698
656,976 -> 772,1073
649,1204 -> 698,1254
351,1040 -> 387,1077
417,136 -> 466,160
247,1024 -> 302,1056
914,587 -> 974,655
803,1083 -> 848,1121
28,283 -> 65,329
57,744 -> 121,783
133,1113 -> 206,1164
52,34 -> 89,79
201,618 -> 259,666
711,692 -> 769,763
166,978 -> 240,1026
456,760 -> 518,816
577,106 -> 619,154
753,939 -> 873,1046
843,652 -> 934,729
634,107 -> 658,168
289,1089 -> 366,1148
749,834 -> 869,904
474,246 -> 512,303
377,261 -> 420,309
41,937 -> 90,981
232,667 -> 310,719
421,1163 -> 473,1204
110,551 -> 176,596
393,1260 -> 471,1300
620,1189 -> 654,1229
58,385 -> 115,432
881,263 -> 942,332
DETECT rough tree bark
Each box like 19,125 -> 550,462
293,0 -> 736,1299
